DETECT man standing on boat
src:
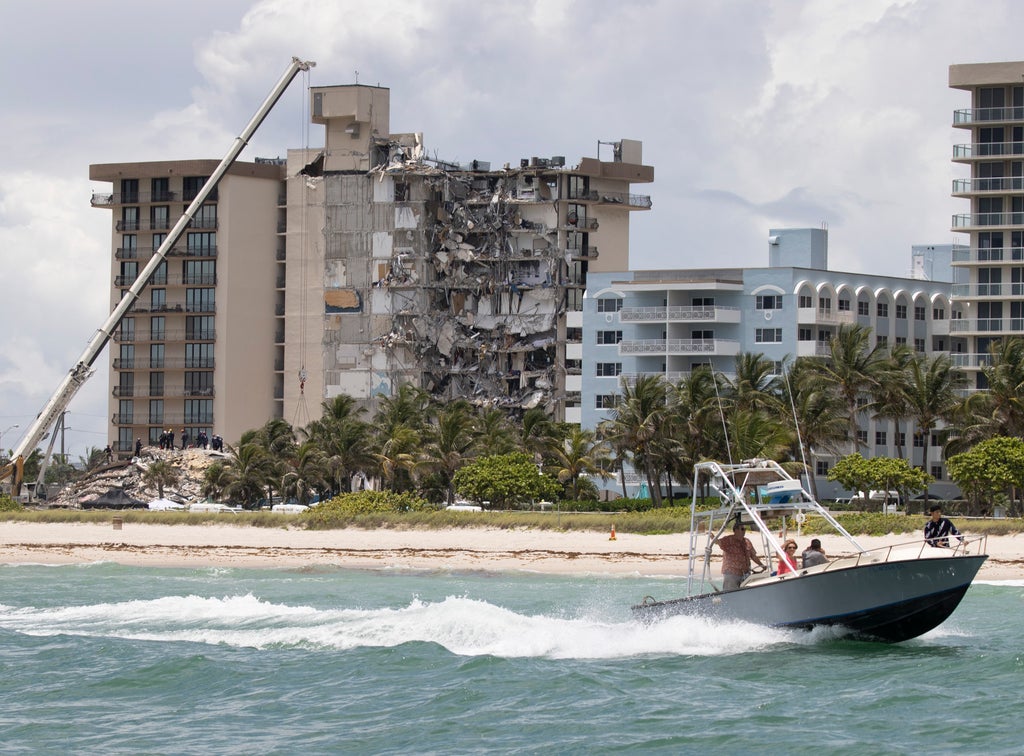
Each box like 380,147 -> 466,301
714,522 -> 766,591
924,505 -> 963,548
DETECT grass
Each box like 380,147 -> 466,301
2,507 -> 1021,537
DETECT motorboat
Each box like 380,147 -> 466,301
632,459 -> 987,642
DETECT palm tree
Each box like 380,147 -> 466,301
663,366 -> 724,499
473,408 -> 518,456
281,441 -> 329,505
871,344 -> 915,460
724,352 -> 784,414
900,353 -> 966,474
304,395 -> 373,493
785,359 -> 848,500
607,374 -> 669,505
421,400 -> 478,504
812,324 -> 888,452
142,459 -> 179,499
221,442 -> 274,508
545,427 -> 614,501
956,337 -> 1024,447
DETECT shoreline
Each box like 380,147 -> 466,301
2,522 -> 1022,580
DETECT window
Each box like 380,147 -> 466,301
913,433 -> 925,448
876,336 -> 888,347
798,294 -> 813,308
150,288 -> 166,310
858,301 -> 870,316
566,327 -> 582,341
596,394 -> 618,409
915,305 -> 926,321
931,434 -> 942,447
895,337 -> 907,345
897,432 -> 906,447
183,176 -> 210,202
187,316 -> 214,341
188,232 -> 216,255
152,177 -> 171,202
151,205 -> 169,231
933,307 -> 946,320
818,329 -> 833,343
394,181 -> 409,202
121,234 -> 137,258
148,399 -> 163,425
756,294 -> 782,310
818,297 -> 832,312
150,344 -> 164,369
877,302 -> 889,318
121,206 -> 139,231
193,204 -> 217,229
120,179 -> 139,204
119,345 -> 135,369
186,343 -> 214,368
933,337 -> 946,351
596,330 -> 622,344
184,399 -> 214,424
931,465 -> 943,480
857,430 -> 868,445
149,260 -> 167,286
565,359 -> 582,374
185,372 -> 214,397
755,328 -> 782,343
186,288 -> 215,312
118,261 -> 138,286
798,327 -> 813,341
152,233 -> 166,251
150,316 -> 165,341
838,298 -> 851,311
149,371 -> 164,396
875,431 -> 887,446
815,460 -> 830,476
596,362 -> 622,377
597,298 -> 622,313
914,338 -> 925,352
118,399 -> 133,423
692,297 -> 715,307
895,304 -> 907,319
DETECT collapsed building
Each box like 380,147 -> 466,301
283,84 -> 654,424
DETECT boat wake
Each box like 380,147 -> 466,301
0,593 -> 831,658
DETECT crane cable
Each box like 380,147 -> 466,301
292,65 -> 312,428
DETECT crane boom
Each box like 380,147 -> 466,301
2,56 -> 315,496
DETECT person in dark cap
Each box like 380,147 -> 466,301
802,538 -> 828,568
924,505 -> 962,548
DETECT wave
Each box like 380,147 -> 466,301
0,593 -> 821,658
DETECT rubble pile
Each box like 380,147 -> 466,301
47,448 -> 228,508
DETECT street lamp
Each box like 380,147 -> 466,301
1,424 -> 18,455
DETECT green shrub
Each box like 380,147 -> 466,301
0,493 -> 23,512
302,490 -> 430,528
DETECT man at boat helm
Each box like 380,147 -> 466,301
714,521 -> 766,591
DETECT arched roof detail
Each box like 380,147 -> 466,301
751,284 -> 786,296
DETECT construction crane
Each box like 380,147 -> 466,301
0,56 -> 315,498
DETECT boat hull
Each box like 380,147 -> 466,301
633,555 -> 987,642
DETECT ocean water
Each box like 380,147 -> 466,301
0,563 -> 1021,756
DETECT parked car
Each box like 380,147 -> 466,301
188,502 -> 237,514
271,503 -> 309,513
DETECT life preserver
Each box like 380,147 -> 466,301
794,512 -> 807,524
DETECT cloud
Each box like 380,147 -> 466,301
3,0 -> 1024,458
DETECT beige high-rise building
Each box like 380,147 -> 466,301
90,160 -> 286,452
949,61 -> 1024,383
91,84 -> 653,450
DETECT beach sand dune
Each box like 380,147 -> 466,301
2,522 -> 1021,580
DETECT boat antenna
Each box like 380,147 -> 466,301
712,367 -> 733,466
783,364 -> 810,486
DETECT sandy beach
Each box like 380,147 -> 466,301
2,521 -> 1022,580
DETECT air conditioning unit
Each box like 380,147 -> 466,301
550,156 -> 565,167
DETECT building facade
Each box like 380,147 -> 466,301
949,61 -> 1024,385
581,228 -> 959,498
90,160 -> 286,453
91,84 -> 653,451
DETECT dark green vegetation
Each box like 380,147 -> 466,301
8,326 -> 1024,514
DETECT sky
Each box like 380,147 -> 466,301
0,0 -> 1021,460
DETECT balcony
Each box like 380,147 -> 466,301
619,338 -> 740,356
595,190 -> 652,210
952,212 -> 1024,230
128,302 -> 216,314
953,107 -> 1024,126
953,142 -> 1024,161
112,386 -> 216,398
797,307 -> 857,325
113,329 -> 215,343
949,318 -> 1024,334
112,357 -> 215,370
951,246 -> 1024,264
564,214 -> 599,231
566,245 -> 599,260
91,190 -> 179,207
951,283 -> 1024,298
797,341 -> 833,358
951,353 -> 994,369
113,413 -> 215,426
952,177 -> 1024,195
619,305 -> 741,323
116,219 -> 172,232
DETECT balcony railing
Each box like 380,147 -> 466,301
952,212 -> 1024,228
113,413 -> 215,426
112,386 -> 216,398
112,357 -> 215,370
564,215 -> 599,230
951,353 -> 994,369
128,302 -> 216,314
113,329 -> 215,343
952,177 -> 1024,194
951,246 -> 1024,263
595,190 -> 652,209
566,245 -> 599,259
619,305 -> 740,322
951,283 -> 1024,298
619,338 -> 740,355
949,318 -> 1024,333
953,142 -> 1024,159
91,190 -> 179,206
953,107 -> 1024,125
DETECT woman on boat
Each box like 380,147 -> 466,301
776,539 -> 799,575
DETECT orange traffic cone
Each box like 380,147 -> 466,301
609,525 -> 617,541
